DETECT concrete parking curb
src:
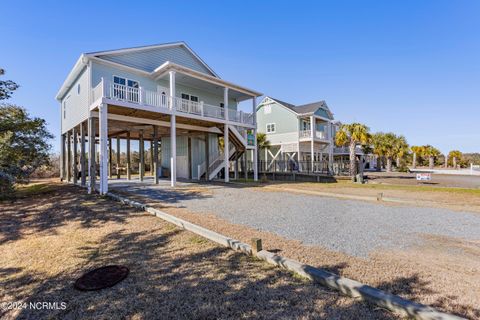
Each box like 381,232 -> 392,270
106,191 -> 465,320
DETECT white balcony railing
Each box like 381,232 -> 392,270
299,130 -> 328,139
92,80 -> 254,125
299,130 -> 311,138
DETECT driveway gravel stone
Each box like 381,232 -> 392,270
110,179 -> 480,258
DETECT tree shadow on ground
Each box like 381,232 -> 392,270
0,183 -> 130,245
4,226 -> 398,320
110,184 -> 212,207
1,183 -> 477,319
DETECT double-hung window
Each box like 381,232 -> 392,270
266,123 -> 276,133
113,76 -> 139,102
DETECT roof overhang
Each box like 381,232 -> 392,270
56,46 -> 262,102
55,54 -> 88,101
152,61 -> 262,98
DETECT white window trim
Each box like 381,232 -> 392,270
266,123 -> 276,134
112,75 -> 139,88
181,92 -> 199,102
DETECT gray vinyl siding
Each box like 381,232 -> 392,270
97,46 -> 215,76
92,62 -> 237,110
314,108 -> 332,119
91,61 -> 157,92
61,66 -> 89,133
257,102 -> 298,134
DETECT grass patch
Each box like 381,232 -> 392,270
301,180 -> 480,195
13,182 -> 57,198
189,235 -> 209,245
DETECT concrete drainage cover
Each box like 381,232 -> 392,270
74,265 -> 129,291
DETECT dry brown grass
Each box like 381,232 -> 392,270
0,182 -> 396,320
117,186 -> 480,320
265,180 -> 480,213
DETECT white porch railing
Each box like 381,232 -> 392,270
315,130 -> 327,139
299,130 -> 311,138
334,146 -> 364,154
91,82 -> 103,103
299,130 -> 328,139
92,80 -> 254,125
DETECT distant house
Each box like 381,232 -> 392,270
56,42 -> 262,194
256,97 -> 335,173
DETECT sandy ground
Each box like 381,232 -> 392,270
110,181 -> 480,319
0,182 -> 397,320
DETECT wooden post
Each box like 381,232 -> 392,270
224,87 -> 229,183
60,133 -> 65,181
234,158 -> 238,180
188,136 -> 192,180
169,70 -> 177,187
66,130 -> 72,182
139,130 -> 144,182
73,126 -> 78,184
244,152 -> 248,180
88,117 -> 96,194
150,140 -> 154,176
126,131 -> 131,180
153,126 -> 159,184
99,103 -> 108,194
251,238 -> 262,254
116,136 -> 121,179
108,137 -> 113,179
205,133 -> 210,181
80,122 -> 87,186
252,96 -> 258,181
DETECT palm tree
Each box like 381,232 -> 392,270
448,150 -> 462,169
410,145 -> 423,169
335,123 -> 371,176
257,133 -> 271,174
371,133 -> 385,171
371,133 -> 408,172
381,133 -> 398,172
423,145 -> 440,169
393,135 -> 409,169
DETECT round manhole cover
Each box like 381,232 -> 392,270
74,265 -> 129,291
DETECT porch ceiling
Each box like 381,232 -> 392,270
87,104 -> 223,140
156,68 -> 257,102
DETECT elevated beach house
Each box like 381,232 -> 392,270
56,42 -> 262,194
256,97 -> 335,173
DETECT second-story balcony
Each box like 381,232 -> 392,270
91,80 -> 255,126
299,129 -> 329,141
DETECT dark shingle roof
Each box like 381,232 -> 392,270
268,97 -> 331,117
294,101 -> 327,114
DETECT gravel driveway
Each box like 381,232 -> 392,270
111,179 -> 480,258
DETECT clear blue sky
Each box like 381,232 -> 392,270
2,0 -> 479,154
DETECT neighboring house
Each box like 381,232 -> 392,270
56,42 -> 262,194
256,97 -> 335,173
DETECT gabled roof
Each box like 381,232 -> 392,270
56,42 -> 262,101
262,96 -> 334,120
86,41 -> 219,78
